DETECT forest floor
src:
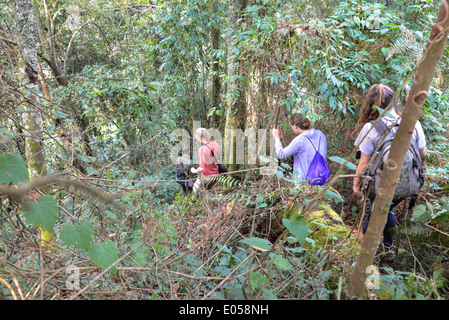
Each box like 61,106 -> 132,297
171,172 -> 449,299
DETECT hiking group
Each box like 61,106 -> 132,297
176,83 -> 427,261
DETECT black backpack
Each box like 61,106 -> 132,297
176,162 -> 193,187
365,119 -> 425,202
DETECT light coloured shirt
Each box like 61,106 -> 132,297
275,128 -> 327,181
355,116 -> 426,157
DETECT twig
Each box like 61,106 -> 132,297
67,243 -> 142,300
202,252 -> 255,300
0,277 -> 18,300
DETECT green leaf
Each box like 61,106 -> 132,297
282,215 -> 309,246
0,154 -> 29,184
132,244 -> 152,267
373,106 -> 395,119
275,170 -> 284,179
51,110 -> 68,119
433,267 -> 448,289
324,190 -> 345,203
61,221 -> 93,251
78,155 -> 96,163
250,271 -> 267,289
320,82 -> 328,95
411,204 -> 430,222
89,240 -> 120,275
23,195 -> 58,231
148,81 -> 162,90
273,257 -> 293,270
280,162 -> 291,170
328,156 -> 357,170
239,237 -> 272,251
259,155 -> 270,164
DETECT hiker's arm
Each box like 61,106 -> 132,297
191,166 -> 204,174
192,146 -> 207,174
272,129 -> 301,159
353,153 -> 370,197
419,146 -> 426,159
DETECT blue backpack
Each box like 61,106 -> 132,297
305,136 -> 330,186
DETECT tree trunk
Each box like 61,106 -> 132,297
37,0 -> 68,86
14,0 -> 47,179
211,0 -> 221,128
14,0 -> 57,250
347,0 -> 449,300
224,0 -> 247,170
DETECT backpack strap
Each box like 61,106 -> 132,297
369,118 -> 400,151
370,118 -> 421,159
203,144 -> 221,164
370,119 -> 397,138
305,136 -> 321,153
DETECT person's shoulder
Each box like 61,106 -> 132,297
294,133 -> 307,142
414,119 -> 424,129
355,122 -> 374,143
414,120 -> 426,137
361,121 -> 374,132
314,128 -> 327,137
199,144 -> 209,154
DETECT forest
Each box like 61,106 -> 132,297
1,0 -> 449,302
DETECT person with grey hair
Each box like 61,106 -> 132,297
176,145 -> 194,196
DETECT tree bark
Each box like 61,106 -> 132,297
14,0 -> 47,179
347,0 -> 449,300
211,0 -> 221,127
14,0 -> 57,251
224,0 -> 247,170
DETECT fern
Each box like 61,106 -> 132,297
213,174 -> 242,188
386,26 -> 425,64
399,221 -> 432,237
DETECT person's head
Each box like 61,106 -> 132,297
194,128 -> 212,143
356,84 -> 396,131
181,145 -> 191,156
290,113 -> 311,134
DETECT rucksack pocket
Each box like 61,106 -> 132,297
306,152 -> 330,186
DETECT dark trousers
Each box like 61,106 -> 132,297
363,193 -> 417,250
181,183 -> 193,196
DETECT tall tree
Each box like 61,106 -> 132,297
347,0 -> 449,300
210,0 -> 221,127
39,0 -> 68,86
224,0 -> 248,170
14,0 -> 47,179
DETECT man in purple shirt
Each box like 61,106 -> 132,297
272,114 -> 327,182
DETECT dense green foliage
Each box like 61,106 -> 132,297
1,0 -> 449,300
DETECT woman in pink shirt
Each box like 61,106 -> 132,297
191,128 -> 219,193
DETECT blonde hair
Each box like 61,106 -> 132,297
195,128 -> 212,143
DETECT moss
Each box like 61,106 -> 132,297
305,203 -> 361,255
38,227 -> 57,252
306,204 -> 350,242
278,203 -> 302,220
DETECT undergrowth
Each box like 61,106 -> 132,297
1,152 -> 449,300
